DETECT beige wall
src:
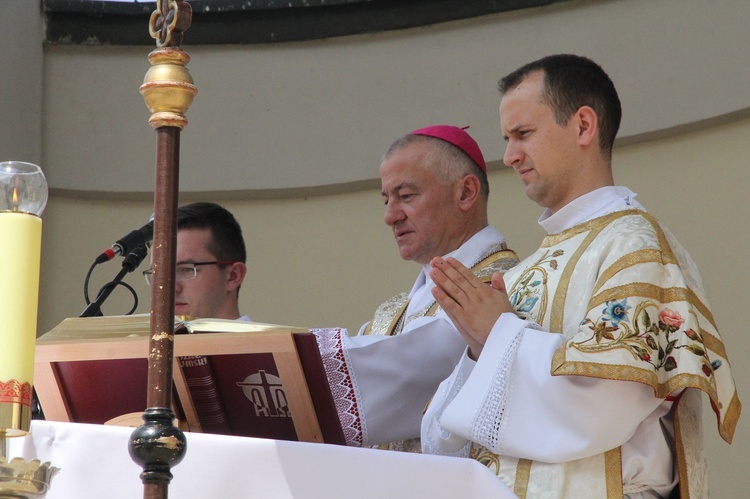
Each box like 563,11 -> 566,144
2,0 -> 747,495
0,0 -> 42,163
40,0 -> 750,195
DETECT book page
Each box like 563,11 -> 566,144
39,314 -> 307,342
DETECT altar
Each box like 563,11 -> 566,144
9,420 -> 516,498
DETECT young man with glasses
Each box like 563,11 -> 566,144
143,202 -> 249,321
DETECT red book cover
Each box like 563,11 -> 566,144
184,332 -> 345,444
54,358 -> 148,424
38,315 -> 345,445
177,354 -> 233,435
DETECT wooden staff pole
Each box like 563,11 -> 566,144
128,2 -> 196,498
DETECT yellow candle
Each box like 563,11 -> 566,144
0,212 -> 42,435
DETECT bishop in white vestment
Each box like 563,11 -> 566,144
312,125 -> 519,449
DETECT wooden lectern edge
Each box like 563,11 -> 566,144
104,412 -> 144,427
104,412 -> 189,431
271,335 -> 324,444
34,329 -> 327,443
33,361 -> 73,423
34,330 -> 304,362
171,356 -> 203,433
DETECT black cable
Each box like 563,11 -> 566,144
83,260 -> 97,305
89,279 -> 139,315
81,244 -> 147,317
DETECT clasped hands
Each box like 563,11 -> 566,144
430,256 -> 512,359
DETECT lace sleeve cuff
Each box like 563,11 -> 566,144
440,313 -> 535,453
311,327 -> 366,447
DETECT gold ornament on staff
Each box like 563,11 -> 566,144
0,161 -> 59,498
128,2 -> 196,499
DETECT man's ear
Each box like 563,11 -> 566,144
226,262 -> 247,292
574,105 -> 598,147
457,174 -> 481,211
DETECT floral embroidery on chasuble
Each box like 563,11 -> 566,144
471,210 -> 740,498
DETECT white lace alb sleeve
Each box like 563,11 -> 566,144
314,315 -> 467,447
431,313 -> 670,464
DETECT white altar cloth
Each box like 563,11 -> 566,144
9,421 -> 516,498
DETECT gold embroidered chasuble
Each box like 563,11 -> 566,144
471,210 -> 740,498
364,243 -> 520,337
364,242 -> 519,453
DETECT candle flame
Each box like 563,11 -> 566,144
12,187 -> 19,212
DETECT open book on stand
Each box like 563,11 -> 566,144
34,314 -> 346,445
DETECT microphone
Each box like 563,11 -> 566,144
95,219 -> 154,264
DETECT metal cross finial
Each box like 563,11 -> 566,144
149,0 -> 193,48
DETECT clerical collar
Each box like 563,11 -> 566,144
414,225 -> 502,294
538,186 -> 645,235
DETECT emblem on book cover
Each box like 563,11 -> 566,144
238,371 -> 291,418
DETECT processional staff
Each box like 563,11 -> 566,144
128,1 -> 197,498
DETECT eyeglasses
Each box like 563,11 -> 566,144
142,261 -> 236,286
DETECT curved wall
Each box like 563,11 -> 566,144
42,0 -> 750,196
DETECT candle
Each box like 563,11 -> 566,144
0,161 -> 47,437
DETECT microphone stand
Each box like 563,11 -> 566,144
32,245 -> 151,421
79,244 -> 149,318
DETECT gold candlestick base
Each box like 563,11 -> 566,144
0,456 -> 59,498
0,401 -> 32,438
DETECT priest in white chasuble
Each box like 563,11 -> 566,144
422,55 -> 740,498
313,125 -> 519,451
